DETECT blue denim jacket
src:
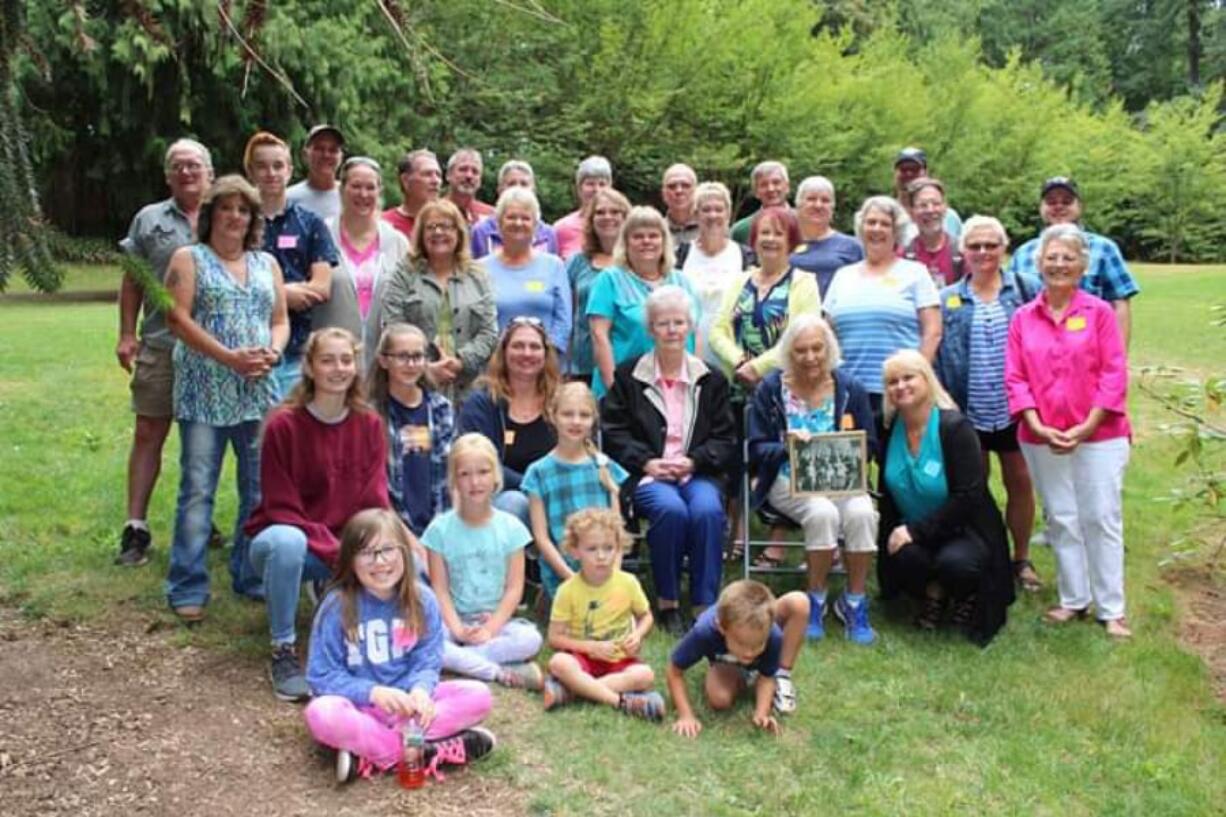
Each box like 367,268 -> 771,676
933,270 -> 1040,411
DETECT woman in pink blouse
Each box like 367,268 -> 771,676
1005,224 -> 1131,638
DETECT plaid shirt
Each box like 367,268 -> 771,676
521,452 -> 628,543
1006,230 -> 1139,302
386,389 -> 454,535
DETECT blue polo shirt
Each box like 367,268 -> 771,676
261,201 -> 339,356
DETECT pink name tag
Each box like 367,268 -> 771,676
276,234 -> 298,249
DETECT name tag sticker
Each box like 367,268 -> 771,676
882,276 -> 899,288
525,280 -> 546,293
1066,316 -> 1087,332
795,243 -> 809,254
946,294 -> 963,310
277,234 -> 299,250
922,460 -> 942,478
841,413 -> 855,431
504,429 -> 517,447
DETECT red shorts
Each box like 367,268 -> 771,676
572,652 -> 642,678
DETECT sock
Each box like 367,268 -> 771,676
776,667 -> 791,679
125,519 -> 149,532
845,592 -> 866,608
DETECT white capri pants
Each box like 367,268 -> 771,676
1021,437 -> 1130,621
767,476 -> 878,552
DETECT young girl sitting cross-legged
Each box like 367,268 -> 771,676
422,432 -> 545,690
304,508 -> 495,784
543,508 -> 665,721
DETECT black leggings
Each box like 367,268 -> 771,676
892,531 -> 987,600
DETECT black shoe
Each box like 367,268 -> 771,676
950,595 -> 976,630
657,607 -> 686,636
425,727 -> 496,768
208,525 -> 227,550
115,524 -> 151,567
269,645 -> 310,702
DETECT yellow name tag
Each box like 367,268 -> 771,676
1066,316 -> 1087,332
882,276 -> 898,288
504,429 -> 517,447
841,413 -> 855,431
946,294 -> 963,310
795,243 -> 809,254
525,280 -> 546,293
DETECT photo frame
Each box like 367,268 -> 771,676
787,430 -> 868,498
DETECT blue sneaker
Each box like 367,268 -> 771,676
833,593 -> 877,645
806,593 -> 826,640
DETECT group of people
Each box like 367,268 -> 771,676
114,129 -> 1138,782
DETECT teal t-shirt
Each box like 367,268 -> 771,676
884,409 -> 949,523
584,266 -> 699,398
421,508 -> 531,617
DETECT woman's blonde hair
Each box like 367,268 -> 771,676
332,509 -> 424,643
581,188 -> 632,256
560,508 -> 631,556
366,322 -> 429,422
197,174 -> 264,250
613,206 -> 676,277
478,319 -> 562,404
547,382 -> 621,511
447,432 -> 504,498
284,327 -> 370,413
881,349 -> 957,425
408,198 -> 473,267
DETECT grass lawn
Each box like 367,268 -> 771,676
2,265 -> 1225,816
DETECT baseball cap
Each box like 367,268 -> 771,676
894,147 -> 927,167
305,124 -> 345,147
1040,176 -> 1080,199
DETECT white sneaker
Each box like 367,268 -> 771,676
773,672 -> 797,714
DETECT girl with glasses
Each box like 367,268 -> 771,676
305,508 -> 496,784
368,323 -> 455,538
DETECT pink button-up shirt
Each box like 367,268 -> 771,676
657,364 -> 692,462
1005,289 -> 1130,445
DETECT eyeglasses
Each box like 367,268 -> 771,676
383,351 -> 427,365
965,242 -> 1002,252
170,161 -> 205,174
423,222 -> 458,234
356,545 -> 404,565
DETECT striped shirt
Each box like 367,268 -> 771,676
965,293 -> 1011,432
823,259 -> 939,395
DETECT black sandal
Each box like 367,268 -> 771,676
751,550 -> 785,570
1013,559 -> 1043,592
950,594 -> 976,629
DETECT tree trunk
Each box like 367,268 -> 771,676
1187,0 -> 1202,87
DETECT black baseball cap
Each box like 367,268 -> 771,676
305,124 -> 345,147
1040,176 -> 1080,199
894,147 -> 927,167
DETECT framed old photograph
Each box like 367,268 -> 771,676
787,430 -> 868,497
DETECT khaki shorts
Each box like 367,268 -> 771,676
130,343 -> 174,418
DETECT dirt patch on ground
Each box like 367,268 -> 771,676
1168,563 -> 1226,702
0,609 -> 530,817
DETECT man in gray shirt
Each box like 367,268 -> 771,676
286,124 -> 344,222
115,138 -> 213,567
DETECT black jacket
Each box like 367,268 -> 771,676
600,353 -> 738,505
877,408 -> 1015,645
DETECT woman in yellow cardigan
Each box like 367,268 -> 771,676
709,205 -> 822,566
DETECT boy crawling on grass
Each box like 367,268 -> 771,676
666,580 -> 810,738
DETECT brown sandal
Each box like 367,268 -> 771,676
1103,618 -> 1133,639
1044,606 -> 1089,624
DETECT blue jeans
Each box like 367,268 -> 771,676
633,476 -> 725,606
493,489 -> 531,529
249,525 -> 332,645
271,353 -> 303,402
165,419 -> 262,609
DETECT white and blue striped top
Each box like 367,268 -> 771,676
823,259 -> 939,395
965,293 -> 1011,432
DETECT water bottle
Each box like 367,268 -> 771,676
398,720 -> 425,789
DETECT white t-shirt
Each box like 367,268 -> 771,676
682,241 -> 744,367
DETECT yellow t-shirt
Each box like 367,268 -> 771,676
550,570 -> 650,657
